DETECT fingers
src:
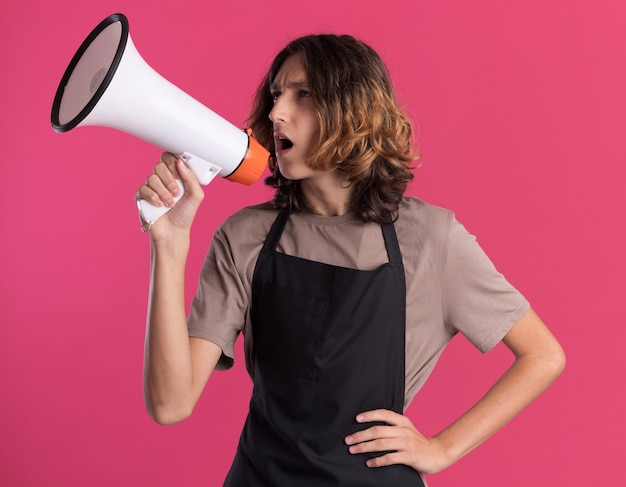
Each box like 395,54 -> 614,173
345,410 -> 413,454
346,429 -> 401,451
136,153 -> 182,209
345,424 -> 405,451
345,424 -> 414,469
344,409 -> 425,470
160,152 -> 180,178
356,409 -> 408,426
155,157 -> 182,198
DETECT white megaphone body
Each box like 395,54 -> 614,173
51,13 -> 269,224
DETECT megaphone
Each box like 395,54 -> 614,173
51,13 -> 269,224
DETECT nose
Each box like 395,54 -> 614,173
268,95 -> 287,123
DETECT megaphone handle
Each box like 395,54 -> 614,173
137,179 -> 185,224
136,153 -> 222,224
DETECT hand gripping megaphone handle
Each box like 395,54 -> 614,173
137,152 -> 222,224
137,179 -> 184,223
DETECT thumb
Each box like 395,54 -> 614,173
176,158 -> 202,191
175,158 -> 205,205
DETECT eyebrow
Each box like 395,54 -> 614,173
269,80 -> 310,91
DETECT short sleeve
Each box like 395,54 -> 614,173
187,226 -> 248,370
442,217 -> 530,352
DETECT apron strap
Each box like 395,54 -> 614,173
381,215 -> 402,265
261,211 -> 290,253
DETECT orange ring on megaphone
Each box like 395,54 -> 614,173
225,129 -> 269,185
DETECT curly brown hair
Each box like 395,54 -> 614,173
247,34 -> 418,223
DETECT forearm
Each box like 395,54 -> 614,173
431,309 -> 566,470
143,234 -> 195,424
433,344 -> 565,470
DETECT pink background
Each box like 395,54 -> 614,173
1,0 -> 624,485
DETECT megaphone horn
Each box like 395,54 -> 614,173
51,13 -> 269,224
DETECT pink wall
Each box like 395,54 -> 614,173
1,0 -> 624,485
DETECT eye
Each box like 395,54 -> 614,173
299,90 -> 311,98
270,91 -> 280,102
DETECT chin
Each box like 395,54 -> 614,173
279,172 -> 304,182
277,161 -> 307,181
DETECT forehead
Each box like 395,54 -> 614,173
270,53 -> 308,89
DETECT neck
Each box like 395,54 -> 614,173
300,172 -> 354,217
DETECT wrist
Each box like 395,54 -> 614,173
150,230 -> 191,261
428,433 -> 461,473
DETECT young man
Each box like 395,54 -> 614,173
136,34 -> 565,486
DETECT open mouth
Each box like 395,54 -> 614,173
276,136 -> 293,151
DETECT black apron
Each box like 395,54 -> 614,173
223,212 -> 425,486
